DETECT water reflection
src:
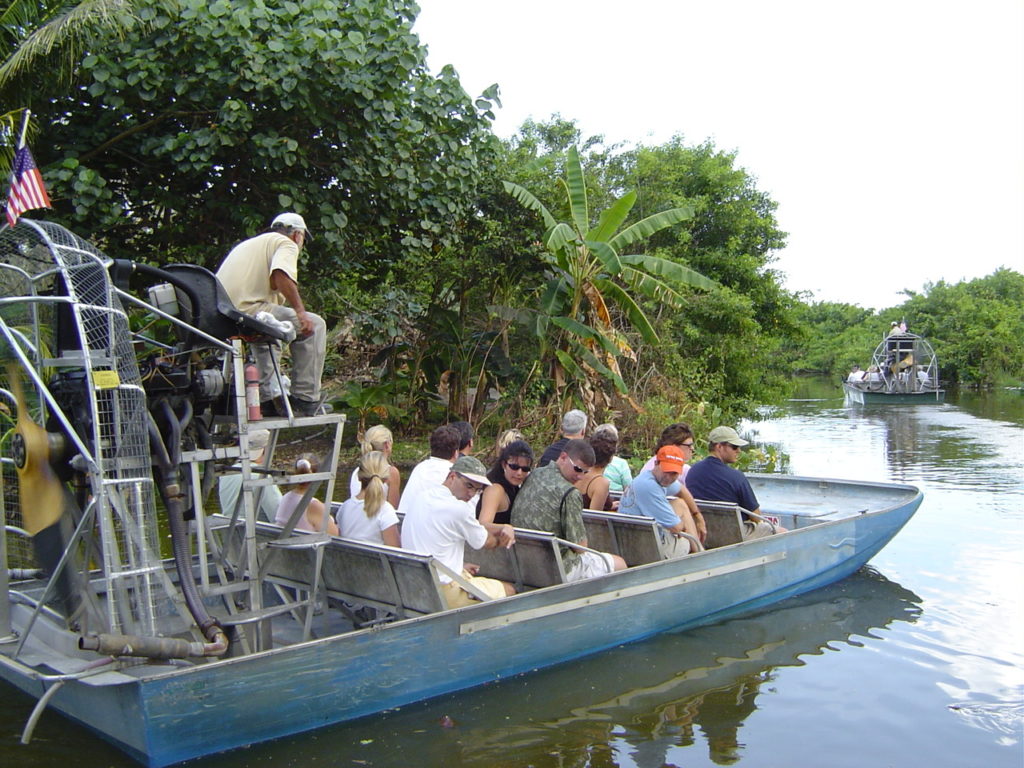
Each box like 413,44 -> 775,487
198,568 -> 919,768
753,379 -> 1024,492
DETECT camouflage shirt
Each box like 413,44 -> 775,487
511,462 -> 586,570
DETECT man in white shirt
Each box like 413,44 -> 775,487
401,455 -> 516,608
399,424 -> 461,510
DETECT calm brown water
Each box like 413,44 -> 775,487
3,380 -> 1022,767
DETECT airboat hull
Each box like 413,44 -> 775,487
843,383 -> 946,404
1,475 -> 921,767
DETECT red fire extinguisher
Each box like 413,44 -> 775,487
245,362 -> 262,421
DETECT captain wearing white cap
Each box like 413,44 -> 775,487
217,212 -> 327,416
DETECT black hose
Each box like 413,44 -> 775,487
193,415 -> 216,502
147,407 -> 225,647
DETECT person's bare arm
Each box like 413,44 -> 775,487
387,466 -> 402,509
677,484 -> 706,541
477,484 -> 508,526
269,269 -> 314,336
381,524 -> 400,548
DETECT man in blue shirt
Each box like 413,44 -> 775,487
685,426 -> 782,540
619,445 -> 702,556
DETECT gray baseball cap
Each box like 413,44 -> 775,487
707,426 -> 748,446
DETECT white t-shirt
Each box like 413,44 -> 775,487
401,484 -> 488,582
335,496 -> 399,545
398,456 -> 452,511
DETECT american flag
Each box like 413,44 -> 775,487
6,145 -> 51,227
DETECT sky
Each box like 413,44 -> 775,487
413,0 -> 1024,310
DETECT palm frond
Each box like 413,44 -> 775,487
588,190 -> 636,243
0,0 -> 144,90
565,145 -> 589,236
620,253 -> 717,291
619,267 -> 687,309
503,180 -> 558,231
608,205 -> 694,252
583,239 -> 622,276
594,278 -> 660,345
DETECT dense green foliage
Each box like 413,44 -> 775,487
786,269 -> 1024,387
5,0 -> 499,283
504,144 -> 715,409
9,1 -> 1016,455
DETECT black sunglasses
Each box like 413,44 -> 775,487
505,461 -> 531,473
571,462 -> 590,474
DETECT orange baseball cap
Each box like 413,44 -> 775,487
655,445 -> 686,473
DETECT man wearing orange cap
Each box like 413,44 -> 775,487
619,445 -> 702,556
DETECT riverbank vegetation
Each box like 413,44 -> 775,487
2,0 -> 1021,454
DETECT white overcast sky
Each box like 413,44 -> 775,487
414,0 -> 1023,310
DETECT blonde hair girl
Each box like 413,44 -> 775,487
336,450 -> 401,547
349,424 -> 402,508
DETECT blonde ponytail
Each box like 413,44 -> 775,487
358,450 -> 390,518
360,424 -> 393,456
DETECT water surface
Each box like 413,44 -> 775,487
3,381 -> 1021,766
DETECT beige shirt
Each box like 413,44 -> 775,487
216,232 -> 299,314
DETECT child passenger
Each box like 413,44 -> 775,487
275,453 -> 339,535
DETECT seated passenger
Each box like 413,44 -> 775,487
336,451 -> 400,547
399,424 -> 461,511
349,424 -> 401,508
575,433 -> 615,511
596,423 -> 633,496
866,365 -> 882,383
847,365 -> 866,382
450,420 -> 475,456
639,423 -> 705,542
538,409 -> 588,466
275,453 -> 339,535
685,427 -> 786,540
401,455 -> 517,609
620,445 -> 701,556
218,428 -> 282,521
512,439 -> 627,581
477,439 -> 534,526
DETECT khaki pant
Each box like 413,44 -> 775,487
252,304 -> 326,403
440,571 -> 509,608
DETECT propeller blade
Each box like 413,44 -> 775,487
8,364 -> 63,535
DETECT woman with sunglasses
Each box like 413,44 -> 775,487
477,439 -> 534,525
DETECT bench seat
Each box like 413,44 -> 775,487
582,509 -> 665,566
215,516 -> 449,618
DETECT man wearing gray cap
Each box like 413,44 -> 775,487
401,455 -> 517,608
685,426 -> 782,540
217,212 -> 326,417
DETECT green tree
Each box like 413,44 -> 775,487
899,269 -> 1024,386
8,0 -> 499,289
504,145 -> 715,410
616,137 -> 799,412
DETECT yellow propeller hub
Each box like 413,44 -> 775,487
8,365 -> 63,536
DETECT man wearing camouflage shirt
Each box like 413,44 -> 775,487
512,439 -> 626,581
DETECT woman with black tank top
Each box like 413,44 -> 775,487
477,440 -> 534,525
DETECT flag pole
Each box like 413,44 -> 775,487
16,108 -> 30,150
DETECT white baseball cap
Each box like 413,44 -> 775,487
271,212 -> 311,239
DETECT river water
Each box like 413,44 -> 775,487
3,379 -> 1022,767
